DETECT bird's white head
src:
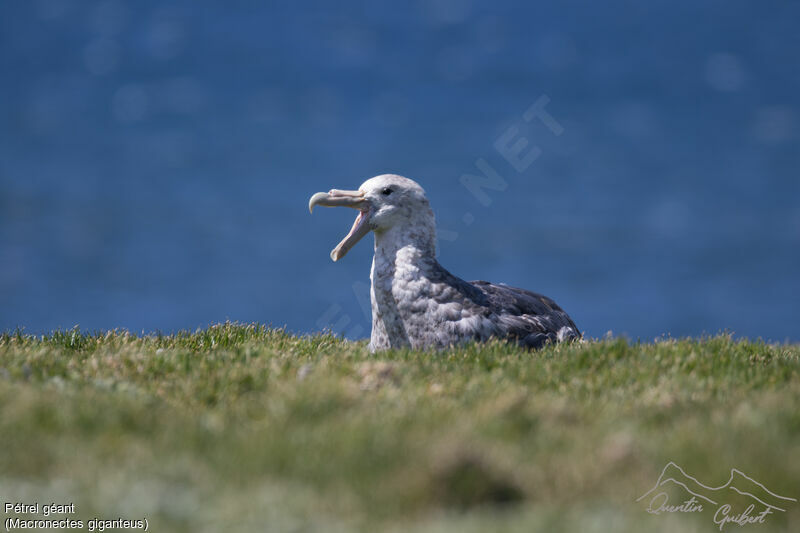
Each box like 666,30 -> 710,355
309,174 -> 435,261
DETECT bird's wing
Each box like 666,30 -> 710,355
470,280 -> 580,348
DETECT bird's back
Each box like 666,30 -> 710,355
470,280 -> 580,349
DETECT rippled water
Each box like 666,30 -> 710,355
1,1 -> 798,341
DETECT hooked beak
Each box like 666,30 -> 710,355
308,189 -> 371,261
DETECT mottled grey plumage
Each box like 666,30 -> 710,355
309,174 -> 580,352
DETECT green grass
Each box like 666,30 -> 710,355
1,324 -> 799,532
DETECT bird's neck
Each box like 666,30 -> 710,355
372,223 -> 437,275
368,222 -> 439,351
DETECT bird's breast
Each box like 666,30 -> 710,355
370,246 -> 501,349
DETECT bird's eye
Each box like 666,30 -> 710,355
382,187 -> 393,196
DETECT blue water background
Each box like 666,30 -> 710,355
1,1 -> 798,341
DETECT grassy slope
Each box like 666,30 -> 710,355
1,324 -> 798,532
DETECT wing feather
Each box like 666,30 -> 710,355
470,280 -> 580,348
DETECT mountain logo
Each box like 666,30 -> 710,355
637,462 -> 796,530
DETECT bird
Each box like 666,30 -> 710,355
308,174 -> 580,352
